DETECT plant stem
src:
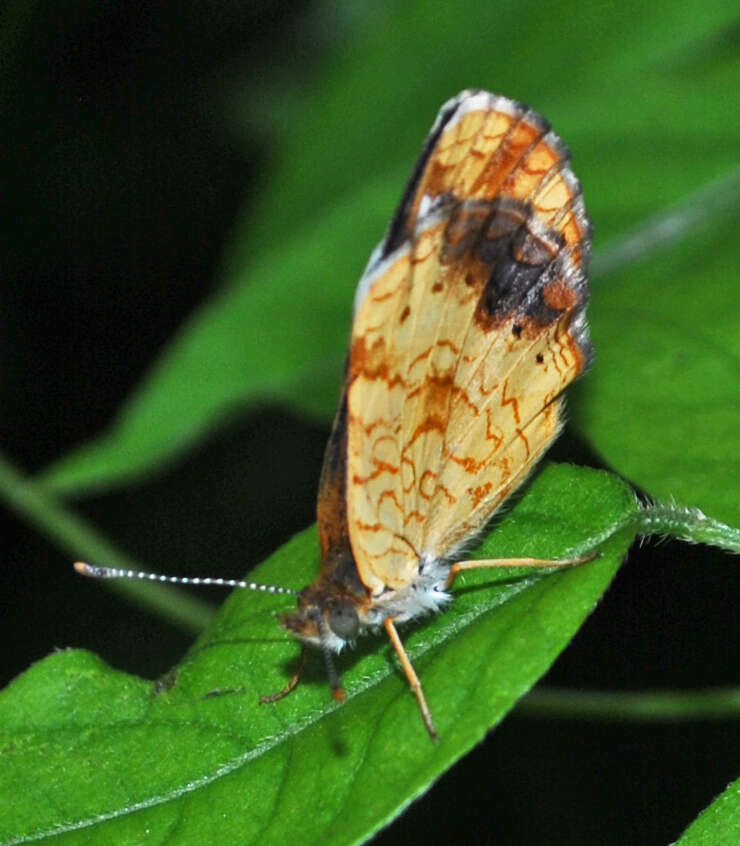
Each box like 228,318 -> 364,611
520,686 -> 740,721
636,502 -> 740,553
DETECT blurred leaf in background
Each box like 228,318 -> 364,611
35,0 -> 740,510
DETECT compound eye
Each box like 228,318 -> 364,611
328,601 -> 359,640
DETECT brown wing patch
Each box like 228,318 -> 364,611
339,91 -> 591,593
314,385 -> 367,599
378,92 -> 590,275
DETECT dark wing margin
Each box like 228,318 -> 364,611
315,376 -> 366,597
381,90 -> 481,258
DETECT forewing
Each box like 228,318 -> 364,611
344,91 -> 592,593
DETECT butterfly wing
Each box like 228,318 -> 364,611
337,91 -> 592,595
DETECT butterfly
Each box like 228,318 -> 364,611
76,89 -> 594,740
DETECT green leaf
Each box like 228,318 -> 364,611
571,201 -> 740,525
37,0 -> 740,496
0,464 -> 636,845
676,778 -> 740,845
37,182 -> 389,495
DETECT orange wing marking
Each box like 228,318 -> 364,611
501,379 -> 522,425
419,469 -> 456,504
515,428 -> 531,459
468,482 -> 493,508
351,457 -> 400,484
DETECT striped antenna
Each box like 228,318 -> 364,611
73,562 -> 299,597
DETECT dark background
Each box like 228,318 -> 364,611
2,4 -> 737,844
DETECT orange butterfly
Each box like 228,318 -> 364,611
77,90 -> 595,740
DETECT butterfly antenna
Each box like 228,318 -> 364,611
315,613 -> 346,702
73,562 -> 299,597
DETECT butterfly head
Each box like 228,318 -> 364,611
278,584 -> 361,653
277,584 -> 364,702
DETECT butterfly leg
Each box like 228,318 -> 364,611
446,551 -> 600,588
259,644 -> 308,704
384,617 -> 438,741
